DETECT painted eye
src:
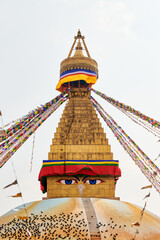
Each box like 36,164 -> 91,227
58,179 -> 77,185
84,179 -> 103,185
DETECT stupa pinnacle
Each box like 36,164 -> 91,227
56,30 -> 98,92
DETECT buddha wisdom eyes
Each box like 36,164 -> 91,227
84,179 -> 103,184
58,179 -> 77,185
57,179 -> 103,185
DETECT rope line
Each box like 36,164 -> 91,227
30,132 -> 36,172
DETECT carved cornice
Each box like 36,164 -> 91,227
68,88 -> 91,99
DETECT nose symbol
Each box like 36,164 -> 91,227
78,184 -> 84,195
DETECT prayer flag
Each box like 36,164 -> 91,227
3,180 -> 18,189
141,185 -> 152,190
10,192 -> 22,198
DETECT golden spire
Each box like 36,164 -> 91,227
73,40 -> 83,57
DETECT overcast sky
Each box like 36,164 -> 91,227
0,0 -> 160,218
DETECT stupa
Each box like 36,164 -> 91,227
0,30 -> 160,240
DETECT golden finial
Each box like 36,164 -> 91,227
68,30 -> 90,58
76,29 -> 82,38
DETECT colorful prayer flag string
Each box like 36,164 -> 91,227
91,96 -> 160,193
0,91 -> 69,168
0,89 -> 69,142
91,89 -> 160,135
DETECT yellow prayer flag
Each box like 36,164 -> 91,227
141,185 -> 152,190
11,192 -> 22,198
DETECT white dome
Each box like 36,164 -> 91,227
0,198 -> 160,240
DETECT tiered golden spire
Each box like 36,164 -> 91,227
45,88 -> 119,199
56,30 -> 98,92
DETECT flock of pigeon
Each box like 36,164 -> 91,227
0,210 -> 127,239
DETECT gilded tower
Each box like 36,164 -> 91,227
39,30 -> 121,199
